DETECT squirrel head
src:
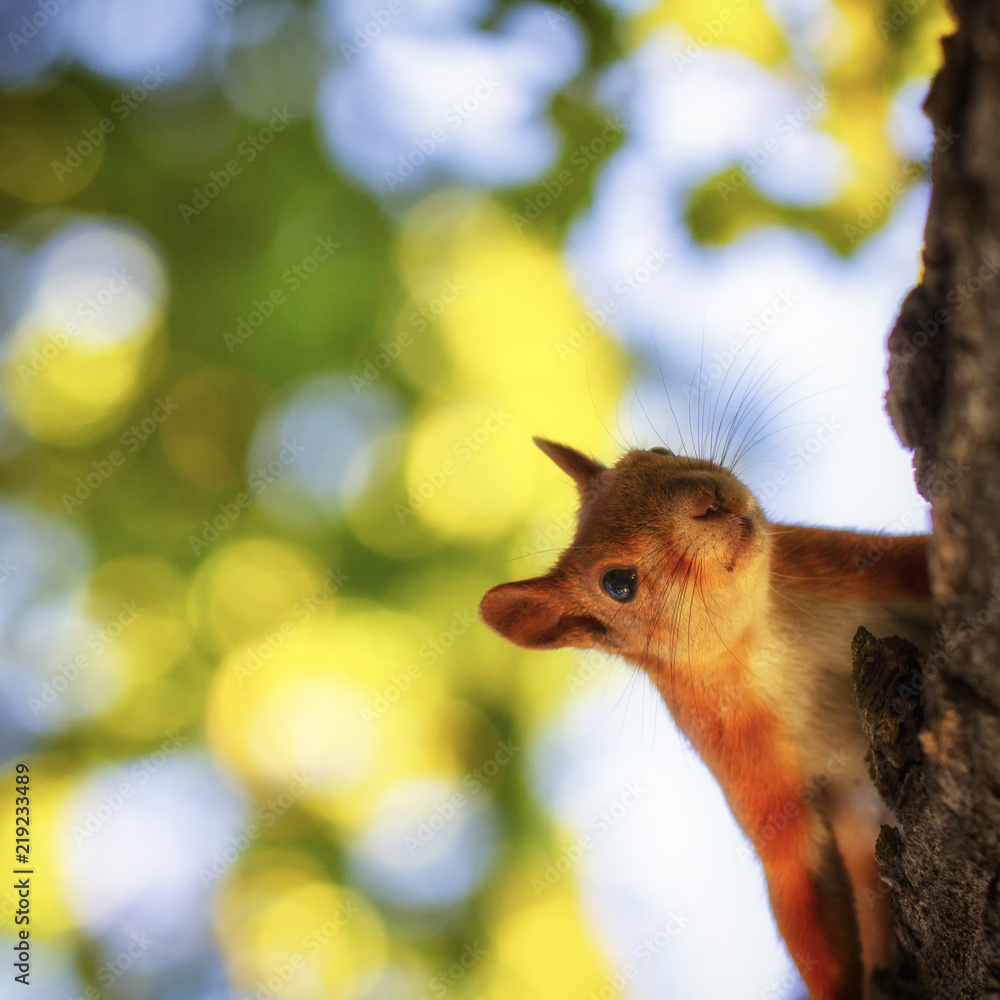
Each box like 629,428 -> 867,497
479,438 -> 771,667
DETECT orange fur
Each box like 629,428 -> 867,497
480,440 -> 934,999
648,646 -> 862,1000
770,526 -> 929,599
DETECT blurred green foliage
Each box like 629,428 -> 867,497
0,0 -> 950,996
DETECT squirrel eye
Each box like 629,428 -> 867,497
650,446 -> 674,456
601,568 -> 637,603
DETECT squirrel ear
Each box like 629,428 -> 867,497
533,437 -> 605,493
479,576 -> 607,650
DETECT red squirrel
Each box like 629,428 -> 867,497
479,437 -> 933,1000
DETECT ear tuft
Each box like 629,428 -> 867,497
533,437 -> 605,493
479,576 -> 607,651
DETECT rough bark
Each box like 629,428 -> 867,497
851,1 -> 1000,997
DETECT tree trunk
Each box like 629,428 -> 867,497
852,1 -> 1000,997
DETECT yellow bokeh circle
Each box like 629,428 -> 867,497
216,858 -> 386,1000
189,537 -> 333,656
404,398 -> 539,542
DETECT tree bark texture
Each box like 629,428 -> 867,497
853,2 -> 1000,997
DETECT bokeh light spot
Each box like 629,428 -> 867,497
405,397 -> 539,542
218,863 -> 387,1000
245,374 -> 403,530
189,537 -> 330,656
0,87 -> 105,203
3,220 -> 166,446
159,367 -> 268,494
349,777 -> 498,908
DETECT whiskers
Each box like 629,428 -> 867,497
590,535 -> 692,752
557,330 -> 838,758
608,329 -> 839,493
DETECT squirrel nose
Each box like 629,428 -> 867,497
687,484 -> 723,519
684,479 -> 748,520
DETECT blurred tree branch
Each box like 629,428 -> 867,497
855,0 -> 1000,996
